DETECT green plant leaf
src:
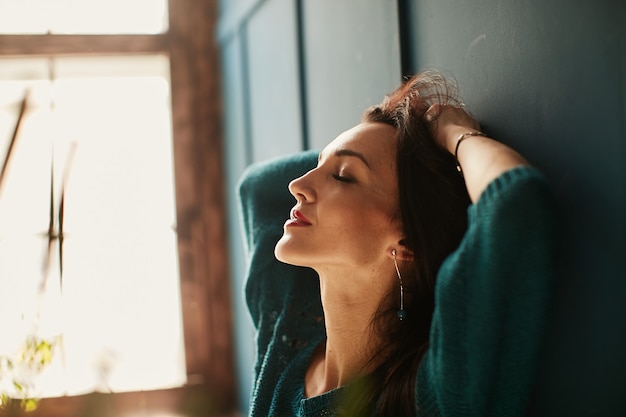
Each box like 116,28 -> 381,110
22,398 -> 39,412
13,381 -> 24,393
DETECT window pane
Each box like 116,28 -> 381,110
0,0 -> 168,34
0,55 -> 185,398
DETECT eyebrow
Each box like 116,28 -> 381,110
318,148 -> 371,169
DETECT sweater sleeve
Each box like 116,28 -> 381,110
237,150 -> 319,327
416,166 -> 557,417
239,152 -> 331,416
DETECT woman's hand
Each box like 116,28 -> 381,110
425,104 -> 528,202
425,104 -> 482,154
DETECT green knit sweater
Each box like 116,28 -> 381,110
238,150 -> 556,417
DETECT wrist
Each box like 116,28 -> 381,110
441,125 -> 483,154
453,131 -> 486,174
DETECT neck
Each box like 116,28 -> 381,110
305,266 -> 393,397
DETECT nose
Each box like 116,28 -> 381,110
288,169 -> 316,202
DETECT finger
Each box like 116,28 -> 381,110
424,104 -> 440,122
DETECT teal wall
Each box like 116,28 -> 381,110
219,0 -> 626,414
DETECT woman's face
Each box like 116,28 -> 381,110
275,122 -> 404,273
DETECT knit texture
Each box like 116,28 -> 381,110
238,151 -> 556,417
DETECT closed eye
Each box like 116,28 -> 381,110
332,173 -> 355,183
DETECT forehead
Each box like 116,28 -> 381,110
322,122 -> 397,165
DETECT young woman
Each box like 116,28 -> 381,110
238,71 -> 556,416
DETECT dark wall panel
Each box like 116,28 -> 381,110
246,0 -> 304,161
302,0 -> 402,150
407,0 -> 626,415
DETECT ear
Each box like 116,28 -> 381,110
389,239 -> 414,262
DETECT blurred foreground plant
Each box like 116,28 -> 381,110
0,335 -> 60,412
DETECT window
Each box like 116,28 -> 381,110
0,1 -> 234,415
0,55 -> 186,397
0,0 -> 168,34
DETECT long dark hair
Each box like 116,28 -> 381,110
341,71 -> 471,416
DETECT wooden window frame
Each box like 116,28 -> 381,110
0,1 -> 235,416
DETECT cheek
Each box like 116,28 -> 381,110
275,191 -> 399,267
329,203 -> 397,251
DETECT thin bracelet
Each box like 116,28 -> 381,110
454,131 -> 486,174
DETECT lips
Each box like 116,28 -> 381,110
288,208 -> 312,226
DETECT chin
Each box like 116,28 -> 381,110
274,244 -> 287,262
274,241 -> 309,267
274,240 -> 292,263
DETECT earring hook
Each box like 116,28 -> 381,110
392,249 -> 406,320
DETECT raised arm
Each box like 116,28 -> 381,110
416,105 -> 557,416
426,104 -> 528,202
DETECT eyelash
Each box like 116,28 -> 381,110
332,173 -> 355,184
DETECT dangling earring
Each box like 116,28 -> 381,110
392,249 -> 406,320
